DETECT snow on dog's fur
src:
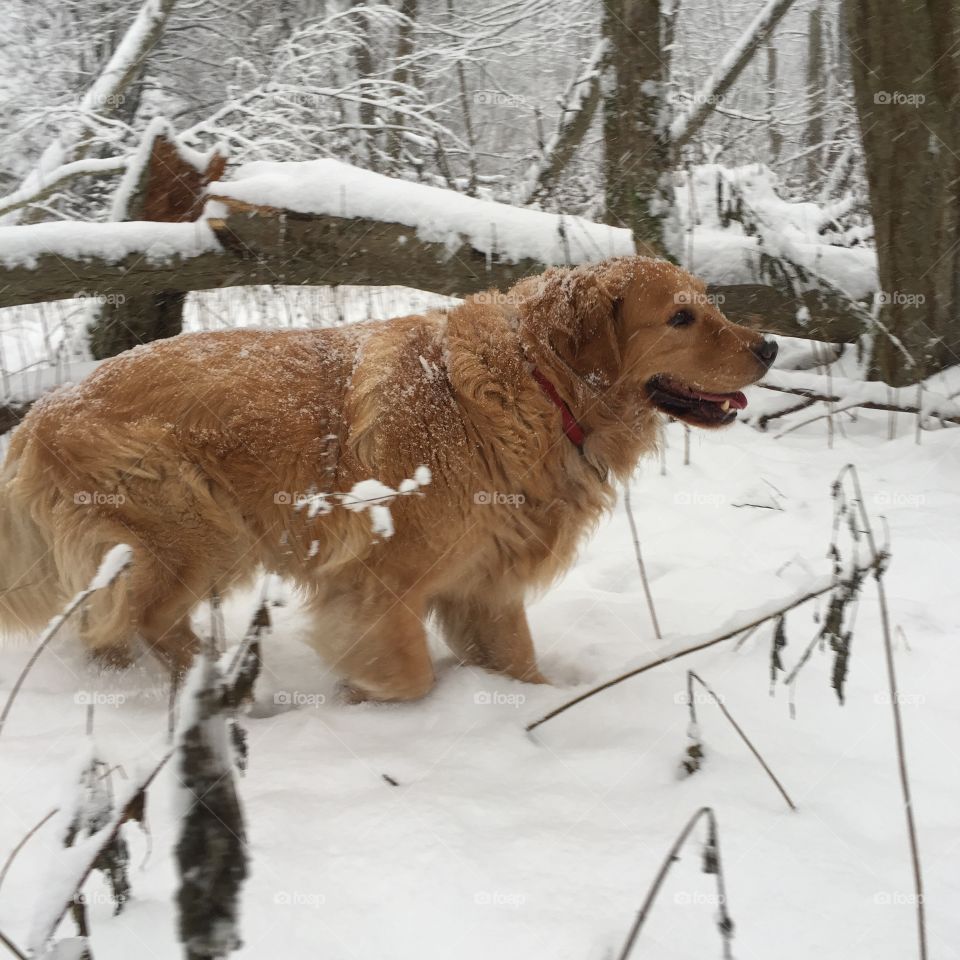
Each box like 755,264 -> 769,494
0,256 -> 775,700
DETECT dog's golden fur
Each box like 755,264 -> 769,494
0,256 -> 772,700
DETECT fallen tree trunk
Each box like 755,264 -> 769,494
0,207 -> 867,342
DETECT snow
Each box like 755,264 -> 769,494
673,163 -> 878,299
0,345 -> 957,959
762,368 -> 960,421
0,220 -> 220,271
1,0 -> 177,225
209,158 -> 634,265
89,545 -> 133,592
669,0 -> 794,146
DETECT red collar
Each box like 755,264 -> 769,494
531,367 -> 586,451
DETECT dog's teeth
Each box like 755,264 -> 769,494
721,400 -> 731,412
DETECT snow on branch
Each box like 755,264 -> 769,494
669,0 -> 797,149
515,39 -> 607,205
3,0 -> 179,225
209,158 -> 633,266
757,368 -> 960,426
293,466 -> 433,541
0,157 -> 129,221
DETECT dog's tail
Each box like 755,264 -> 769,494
0,460 -> 62,636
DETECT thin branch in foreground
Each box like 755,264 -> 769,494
0,808 -> 58,896
617,807 -> 734,960
0,929 -> 27,960
682,671 -> 796,811
525,555 -> 883,733
623,484 -> 662,641
835,464 -> 926,960
0,545 -> 132,739
26,750 -> 172,954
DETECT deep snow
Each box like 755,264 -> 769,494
0,386 -> 957,959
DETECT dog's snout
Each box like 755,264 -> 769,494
751,338 -> 778,368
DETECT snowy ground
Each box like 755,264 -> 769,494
0,320 -> 958,959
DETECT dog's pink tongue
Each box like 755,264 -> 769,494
695,390 -> 748,409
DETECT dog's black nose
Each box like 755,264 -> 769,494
752,338 -> 778,368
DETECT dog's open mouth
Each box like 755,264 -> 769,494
645,375 -> 748,427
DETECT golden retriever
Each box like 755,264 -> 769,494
0,256 -> 776,700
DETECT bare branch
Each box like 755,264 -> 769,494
670,0 -> 798,149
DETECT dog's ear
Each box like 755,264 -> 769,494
520,262 -> 631,389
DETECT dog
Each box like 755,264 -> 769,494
0,256 -> 776,700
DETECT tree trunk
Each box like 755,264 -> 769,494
602,0 -> 670,254
805,3 -> 824,186
845,0 -> 960,384
87,129 -> 226,359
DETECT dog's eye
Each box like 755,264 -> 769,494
668,309 -> 696,328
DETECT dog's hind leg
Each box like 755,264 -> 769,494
80,540 -> 203,677
433,592 -> 547,684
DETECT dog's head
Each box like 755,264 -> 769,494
516,256 -> 776,428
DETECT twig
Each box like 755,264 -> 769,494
0,808 -> 58,895
773,401 -> 860,439
758,383 -> 960,426
835,464 -> 926,960
0,929 -> 27,960
686,671 -> 796,810
525,556 -> 884,733
617,807 -> 734,960
0,550 -> 132,738
623,484 -> 662,640
27,749 -> 173,953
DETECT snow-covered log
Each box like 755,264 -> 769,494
0,158 -> 866,342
